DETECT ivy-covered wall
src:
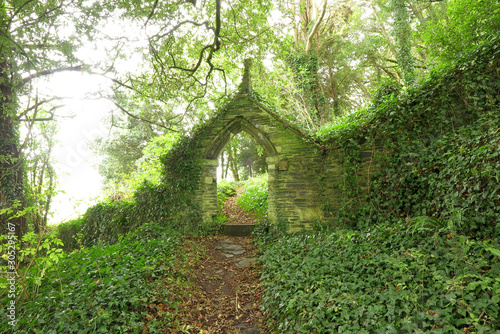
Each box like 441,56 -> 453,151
315,38 -> 500,235
61,38 -> 499,242
193,93 -> 325,231
191,39 -> 499,234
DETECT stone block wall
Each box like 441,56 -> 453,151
193,93 -> 384,231
319,143 -> 384,225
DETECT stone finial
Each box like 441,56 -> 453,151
238,58 -> 252,94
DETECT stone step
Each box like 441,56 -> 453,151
220,224 -> 255,237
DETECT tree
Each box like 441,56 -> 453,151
0,0 -> 114,237
90,0 -> 279,185
109,0 -> 276,128
285,0 -> 357,123
219,132 -> 267,181
24,120 -> 58,233
392,0 -> 415,86
421,0 -> 500,66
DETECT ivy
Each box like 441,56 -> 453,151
315,36 -> 500,237
392,0 -> 415,86
1,223 -> 192,333
260,224 -> 500,333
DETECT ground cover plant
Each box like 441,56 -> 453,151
260,222 -> 500,333
237,173 -> 268,221
0,223 -> 197,333
257,37 -> 500,333
216,179 -> 239,223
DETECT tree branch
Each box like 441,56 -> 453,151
18,65 -> 83,89
305,0 -> 327,54
16,97 -> 63,120
144,0 -> 160,27
18,107 -> 59,122
111,100 -> 179,132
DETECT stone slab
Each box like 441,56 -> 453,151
220,224 -> 255,237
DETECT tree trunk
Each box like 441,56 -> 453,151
226,145 -> 240,182
0,60 -> 27,239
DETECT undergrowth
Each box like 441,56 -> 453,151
260,222 -> 500,333
0,223 -> 197,333
237,173 -> 268,221
216,179 -> 238,224
258,37 -> 500,333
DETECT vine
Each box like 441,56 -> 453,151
392,0 -> 415,86
317,37 -> 500,237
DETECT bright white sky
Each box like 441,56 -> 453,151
35,15 -> 149,224
44,72 -> 113,224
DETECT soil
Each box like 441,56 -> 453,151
222,187 -> 257,225
174,235 -> 268,334
167,193 -> 269,333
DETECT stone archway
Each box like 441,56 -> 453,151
200,116 -> 279,224
204,116 -> 278,160
191,60 -> 331,231
191,67 -> 325,230
187,61 -> 381,231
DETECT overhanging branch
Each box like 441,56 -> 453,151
18,65 -> 83,89
111,100 -> 179,132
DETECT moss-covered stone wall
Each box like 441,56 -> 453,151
193,92 -> 380,231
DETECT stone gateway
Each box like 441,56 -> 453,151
192,61 -> 380,231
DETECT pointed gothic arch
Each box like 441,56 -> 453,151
189,60 -> 379,231
204,116 -> 278,160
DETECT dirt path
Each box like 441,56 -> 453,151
164,188 -> 267,333
222,187 -> 257,225
178,235 -> 267,333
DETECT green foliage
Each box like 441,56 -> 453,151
421,0 -> 500,67
79,201 -> 137,248
0,223 -> 191,333
316,37 -> 500,236
54,217 -> 86,252
133,133 -> 181,186
392,0 -> 415,86
217,179 -> 238,198
54,201 -> 137,251
65,128 -> 207,249
237,174 -> 268,220
132,134 -> 204,231
0,231 -> 64,299
55,202 -> 138,253
93,114 -> 180,195
216,192 -> 229,225
216,180 -> 238,224
24,120 -> 59,233
370,114 -> 500,236
260,223 -> 500,333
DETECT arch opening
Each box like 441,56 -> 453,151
205,117 -> 277,160
201,117 -> 278,224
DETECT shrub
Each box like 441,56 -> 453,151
0,223 -> 191,333
54,217 -> 85,252
217,179 -> 238,197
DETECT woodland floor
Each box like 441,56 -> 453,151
166,192 -> 267,333
221,187 -> 257,225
